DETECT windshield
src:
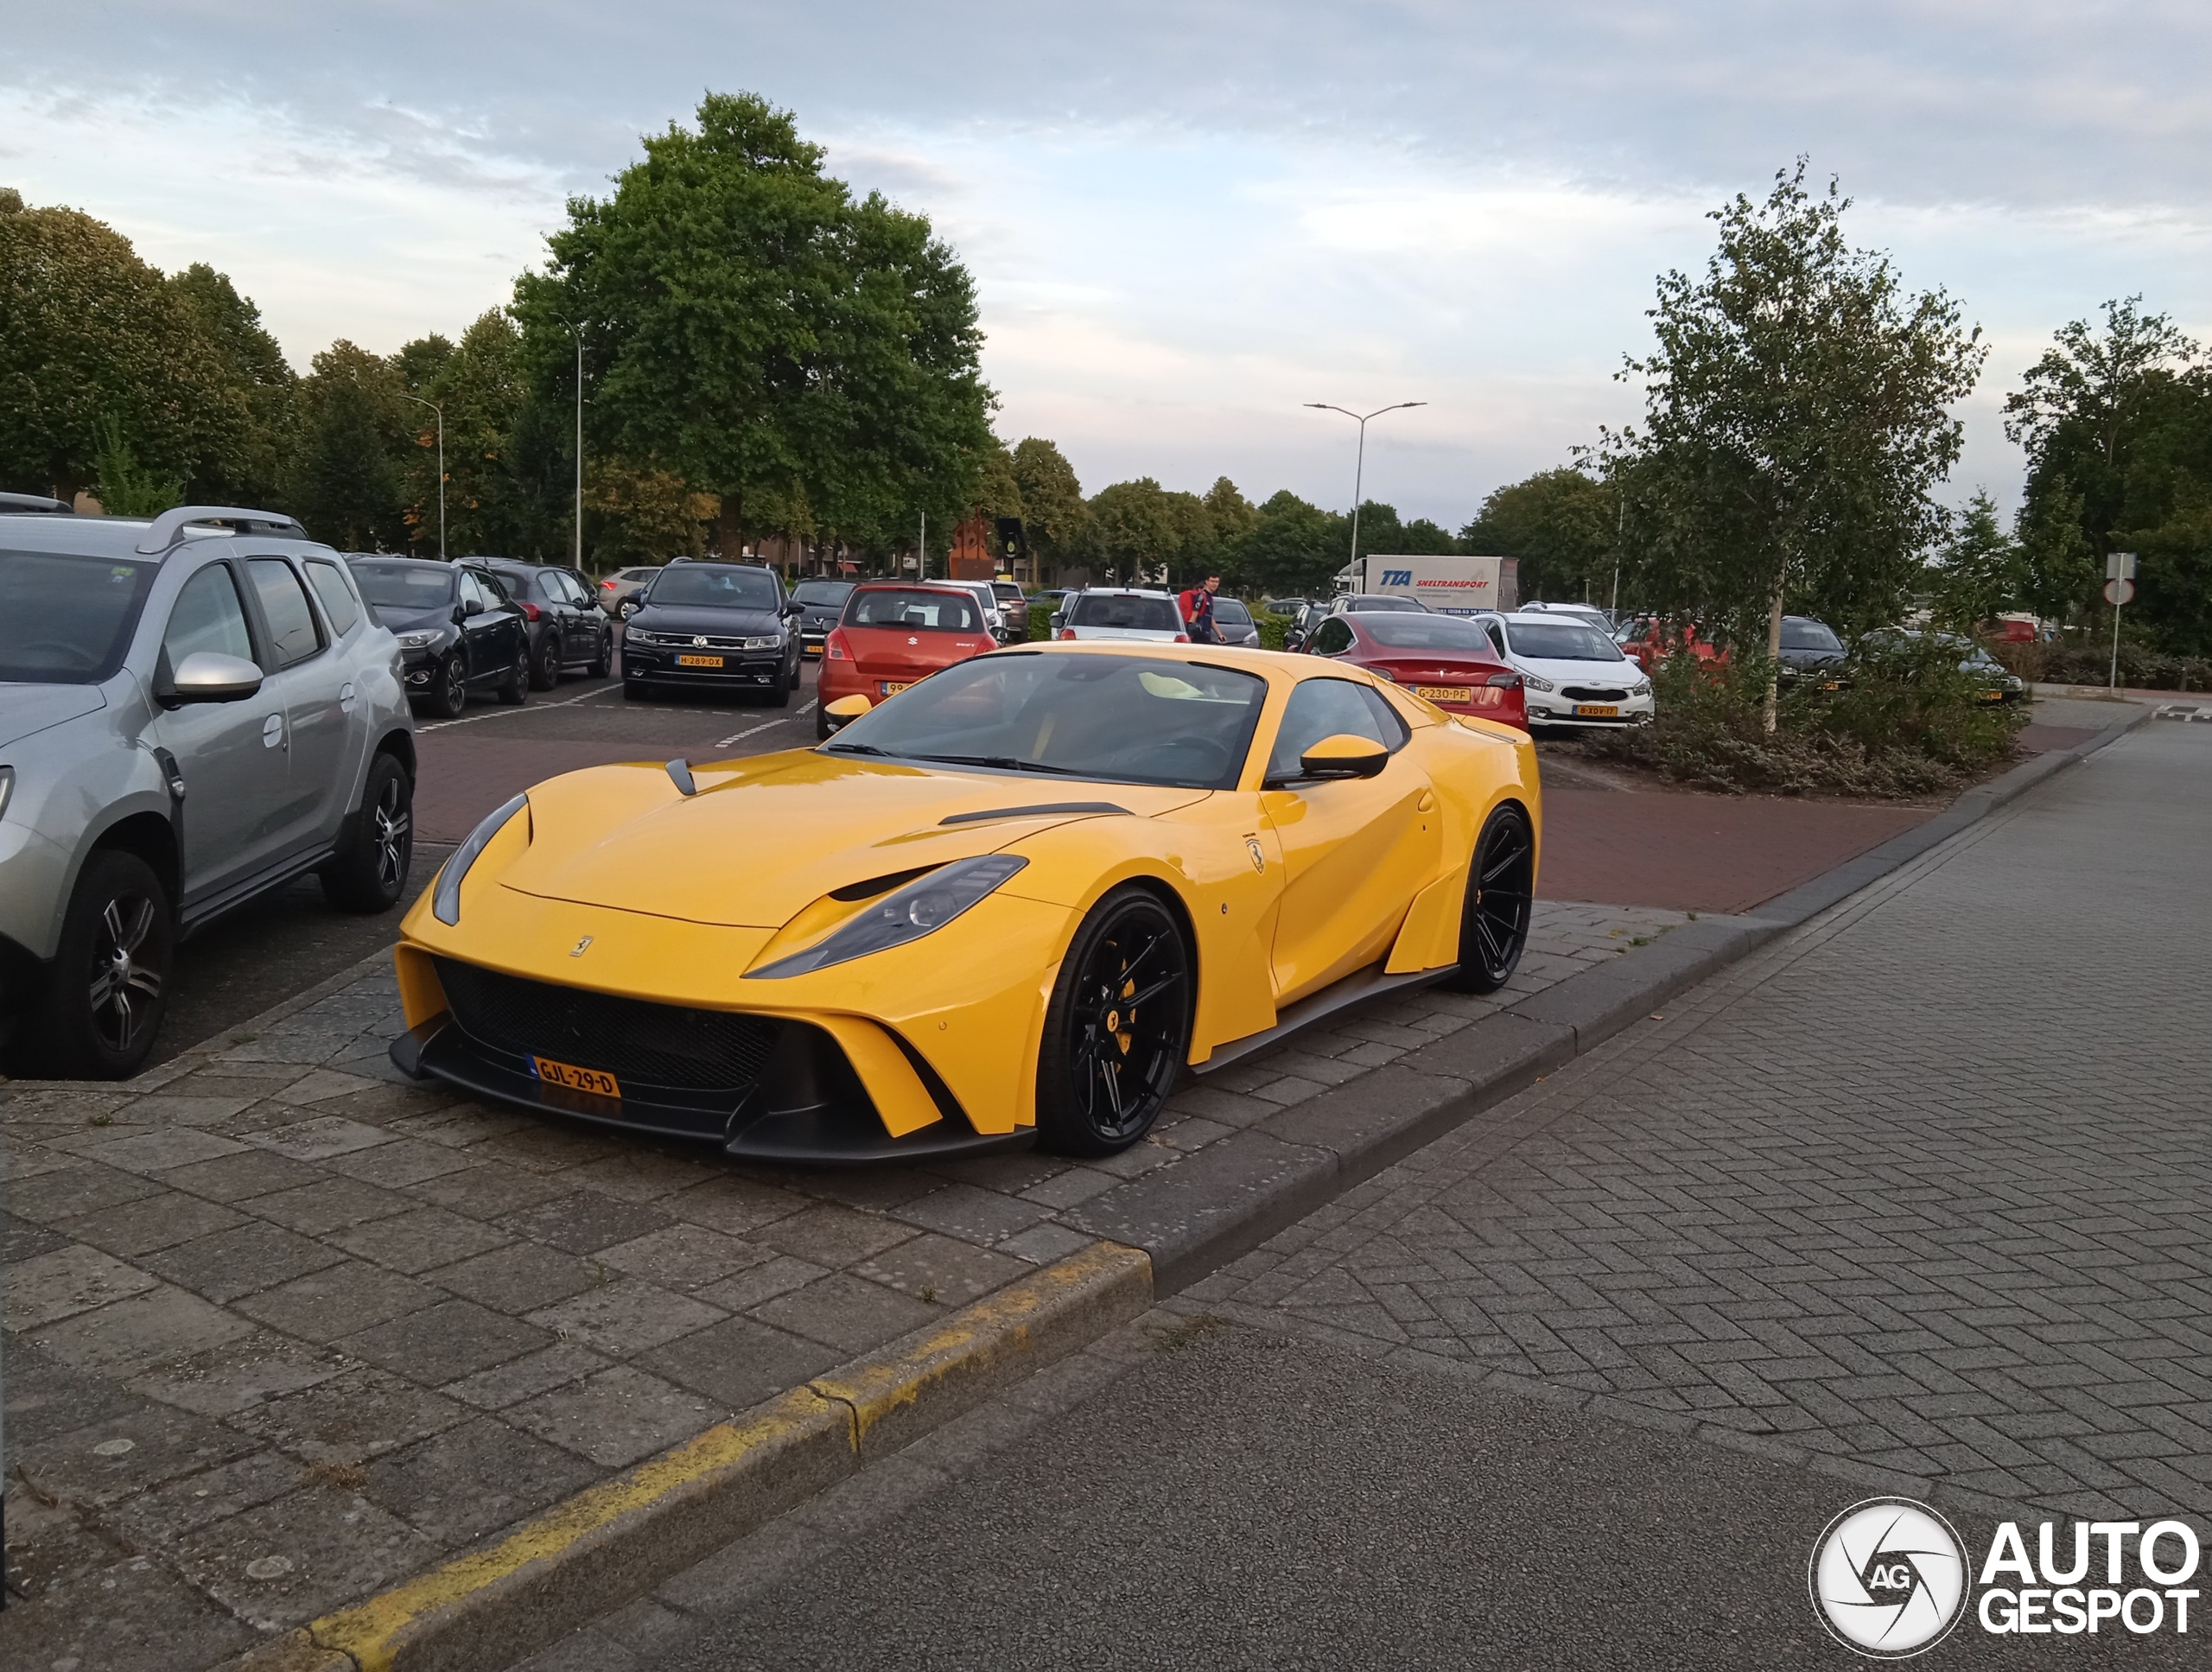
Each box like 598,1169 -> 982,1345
846,588 -> 984,631
826,652 -> 1267,789
1348,596 -> 1425,613
1360,614 -> 1495,652
1211,599 -> 1252,626
0,550 -> 160,684
351,561 -> 455,612
647,565 -> 780,610
1504,621 -> 1624,661
792,581 -> 854,607
1781,620 -> 1842,652
1071,594 -> 1180,633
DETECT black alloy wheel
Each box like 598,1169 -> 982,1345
531,631 -> 562,690
321,752 -> 414,912
495,642 -> 530,705
31,849 -> 175,1078
424,654 -> 467,719
1036,887 -> 1192,1155
587,630 -> 611,679
1445,803 -> 1535,994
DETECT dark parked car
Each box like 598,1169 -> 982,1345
1284,592 -> 1427,652
349,556 -> 531,718
478,558 -> 614,690
1861,629 -> 2028,703
622,561 -> 804,704
791,578 -> 856,658
1778,615 -> 1846,684
1210,596 -> 1260,647
991,579 -> 1031,642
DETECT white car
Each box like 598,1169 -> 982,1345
1052,588 -> 1189,643
1479,612 -> 1652,730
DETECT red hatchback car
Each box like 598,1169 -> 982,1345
1304,610 -> 1527,729
817,582 -> 997,738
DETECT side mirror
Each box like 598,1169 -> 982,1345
1049,612 -> 1065,630
461,597 -> 485,617
782,601 -> 804,618
163,651 -> 264,707
823,693 -> 874,733
1295,734 -> 1389,781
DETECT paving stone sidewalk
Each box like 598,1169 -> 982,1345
1,899 -> 1687,1669
1182,722 -> 2212,1525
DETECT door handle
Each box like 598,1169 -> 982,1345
1416,790 -> 1436,812
339,681 -> 357,713
262,714 -> 284,749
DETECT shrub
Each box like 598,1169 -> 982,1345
1256,609 -> 1292,652
1573,639 -> 2026,797
2009,641 -> 2212,691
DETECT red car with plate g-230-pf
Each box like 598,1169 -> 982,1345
817,582 -> 996,738
1303,610 -> 1527,728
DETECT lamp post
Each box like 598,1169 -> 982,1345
397,393 -> 444,559
1305,402 -> 1426,575
553,317 -> 587,571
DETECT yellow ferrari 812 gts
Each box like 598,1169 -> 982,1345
389,644 -> 1539,1160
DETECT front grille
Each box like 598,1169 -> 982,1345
637,630 -> 760,650
435,958 -> 778,1092
1561,685 -> 1630,701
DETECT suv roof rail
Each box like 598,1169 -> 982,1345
0,491 -> 73,514
134,505 -> 308,555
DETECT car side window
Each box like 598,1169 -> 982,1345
162,563 -> 256,677
458,570 -> 490,613
1484,620 -> 1507,654
302,558 -> 360,637
1312,618 -> 1354,655
247,558 -> 324,669
1357,685 -> 1412,747
1268,679 -> 1391,781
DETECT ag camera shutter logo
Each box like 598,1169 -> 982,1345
1809,1498 -> 1968,1657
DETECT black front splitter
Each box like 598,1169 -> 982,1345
389,1019 -> 1036,1167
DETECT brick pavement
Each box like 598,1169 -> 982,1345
1183,720 -> 2212,1523
0,899 -> 1687,1668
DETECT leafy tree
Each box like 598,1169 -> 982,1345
91,415 -> 182,516
0,189 -> 251,501
1084,477 -> 1181,581
283,341 -> 409,550
1605,162 -> 1986,726
170,263 -> 294,503
1395,516 -> 1459,556
1011,435 -> 1085,563
1459,467 -> 1618,603
2004,298 -> 2212,652
512,92 -> 993,563
586,459 -> 721,562
970,437 -> 1024,522
1924,490 -> 2029,633
1235,489 -> 1344,598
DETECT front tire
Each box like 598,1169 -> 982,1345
530,633 -> 561,690
1443,804 -> 1535,993
321,753 -> 414,913
496,644 -> 530,705
423,654 -> 467,719
588,632 -> 611,679
29,850 -> 175,1079
1036,887 -> 1192,1155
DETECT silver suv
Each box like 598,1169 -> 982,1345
0,504 -> 416,1078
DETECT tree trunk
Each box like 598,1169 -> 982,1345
1763,567 -> 1785,734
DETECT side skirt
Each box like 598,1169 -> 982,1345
1196,962 -> 1452,1076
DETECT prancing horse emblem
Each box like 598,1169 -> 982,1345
1246,839 -> 1266,874
569,936 -> 594,957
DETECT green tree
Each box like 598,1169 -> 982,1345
512,92 -> 993,563
586,459 -> 721,562
1605,161 -> 1986,726
1236,490 -> 1344,598
1395,516 -> 1459,556
283,340 -> 409,550
1084,477 -> 1181,581
971,437 -> 1024,521
1011,436 -> 1085,565
1925,490 -> 2029,633
1459,467 -> 1618,602
170,262 -> 294,503
2004,298 -> 2212,652
0,189 -> 251,502
91,415 -> 182,516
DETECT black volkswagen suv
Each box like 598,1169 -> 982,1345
620,562 -> 804,704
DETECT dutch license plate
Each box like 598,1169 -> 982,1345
530,1056 -> 620,1099
1415,686 -> 1473,702
676,653 -> 723,668
1575,703 -> 1619,717
880,680 -> 912,696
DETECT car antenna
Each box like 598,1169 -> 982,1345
665,759 -> 697,797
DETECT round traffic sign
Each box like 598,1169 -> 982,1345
2105,577 -> 2136,606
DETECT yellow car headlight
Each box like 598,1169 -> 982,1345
747,855 -> 1028,979
432,792 -> 528,925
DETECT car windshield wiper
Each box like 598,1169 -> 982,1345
823,741 -> 892,756
914,753 -> 1086,776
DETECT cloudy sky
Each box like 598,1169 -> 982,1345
9,3 -> 2209,529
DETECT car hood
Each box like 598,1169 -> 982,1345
373,603 -> 458,635
0,683 -> 106,749
1508,653 -> 1641,684
497,750 -> 1210,927
633,604 -> 784,637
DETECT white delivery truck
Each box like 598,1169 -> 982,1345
1337,554 -> 1519,615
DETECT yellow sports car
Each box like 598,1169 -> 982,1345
388,644 -> 1539,1161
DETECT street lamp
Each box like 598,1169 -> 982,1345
553,316 -> 587,571
397,393 -> 444,559
1306,401 -> 1426,573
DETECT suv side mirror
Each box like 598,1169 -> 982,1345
461,597 -> 484,618
162,651 -> 264,708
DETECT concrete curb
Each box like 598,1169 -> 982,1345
220,1242 -> 1151,1672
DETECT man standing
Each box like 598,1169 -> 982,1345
1179,573 -> 1224,644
